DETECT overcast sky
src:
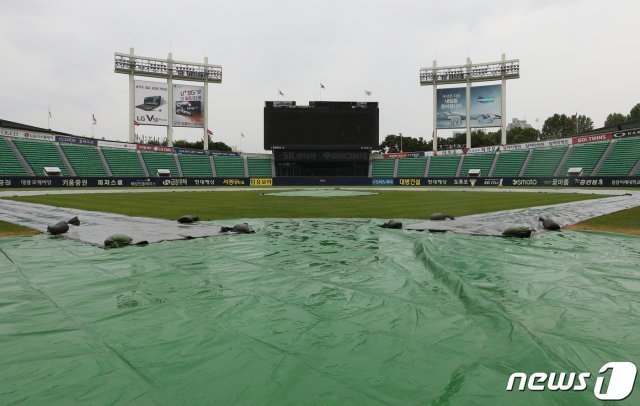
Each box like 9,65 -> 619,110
1,0 -> 638,152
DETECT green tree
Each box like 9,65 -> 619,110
604,112 -> 627,128
173,136 -> 232,151
377,134 -> 431,152
576,114 -> 594,133
542,114 -> 576,139
628,103 -> 640,121
507,127 -> 541,144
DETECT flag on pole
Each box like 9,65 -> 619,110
320,83 -> 325,89
207,129 -> 213,135
278,89 -> 284,96
92,114 -> 97,125
48,106 -> 52,118
364,89 -> 372,96
133,119 -> 140,126
240,132 -> 245,139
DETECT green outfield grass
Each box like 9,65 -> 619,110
4,190 -> 604,221
0,221 -> 38,237
567,206 -> 640,236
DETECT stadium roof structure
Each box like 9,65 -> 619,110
578,118 -> 640,136
0,119 -> 75,136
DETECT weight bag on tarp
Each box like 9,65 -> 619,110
104,234 -> 133,248
67,216 -> 80,226
379,220 -> 403,229
539,217 -> 561,231
47,221 -> 69,235
221,223 -> 255,233
430,213 -> 455,221
178,215 -> 200,224
501,226 -> 534,238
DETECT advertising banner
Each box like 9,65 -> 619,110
612,128 -> 640,139
436,88 -> 466,129
55,135 -> 98,146
137,144 -> 174,153
0,127 -> 56,142
97,140 -> 137,150
572,133 -> 612,145
173,84 -> 204,128
469,84 -> 502,128
135,80 -> 169,126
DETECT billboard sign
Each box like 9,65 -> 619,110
135,80 -> 169,126
436,88 -> 466,129
436,84 -> 502,129
469,84 -> 502,128
173,84 -> 204,128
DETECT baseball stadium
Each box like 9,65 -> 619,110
1,46 -> 640,406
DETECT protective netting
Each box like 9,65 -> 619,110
1,220 -> 639,405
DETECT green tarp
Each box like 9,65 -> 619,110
1,220 -> 639,405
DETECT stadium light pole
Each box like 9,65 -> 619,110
420,55 -> 519,150
115,49 -> 222,148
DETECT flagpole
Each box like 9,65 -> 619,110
47,106 -> 50,129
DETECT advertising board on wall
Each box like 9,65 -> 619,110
173,84 -> 204,128
436,84 -> 502,129
135,80 -> 169,126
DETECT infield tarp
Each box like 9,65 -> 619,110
1,220 -> 639,405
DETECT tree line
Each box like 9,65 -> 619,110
378,102 -> 640,152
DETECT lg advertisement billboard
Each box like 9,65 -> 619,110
134,80 -> 169,126
173,84 -> 204,128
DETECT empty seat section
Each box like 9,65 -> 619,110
60,143 -> 107,176
397,158 -> 427,177
142,151 -> 178,176
247,157 -> 272,177
13,138 -> 69,176
597,138 -> 640,175
0,137 -> 28,176
428,155 -> 461,177
560,142 -> 609,175
101,148 -> 145,176
371,159 -> 395,177
213,156 -> 245,177
492,150 -> 529,176
178,154 -> 213,177
523,146 -> 567,176
461,153 -> 495,176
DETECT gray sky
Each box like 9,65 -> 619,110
1,0 -> 638,152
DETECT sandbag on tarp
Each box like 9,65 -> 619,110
221,223 -> 255,233
539,217 -> 561,230
47,221 -> 69,235
379,220 -> 403,229
67,216 -> 80,226
501,226 -> 534,238
104,234 -> 133,248
177,215 -> 200,224
430,213 -> 455,221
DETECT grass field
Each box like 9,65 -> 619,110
3,190 -> 605,221
4,189 -> 639,237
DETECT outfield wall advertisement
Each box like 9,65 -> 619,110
1,176 -> 639,189
135,80 -> 169,126
436,84 -> 502,129
173,84 -> 204,128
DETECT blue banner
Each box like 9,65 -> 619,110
436,84 -> 502,129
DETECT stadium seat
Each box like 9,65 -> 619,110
461,153 -> 495,176
60,143 -> 107,176
428,155 -> 461,177
597,138 -> 640,175
101,148 -> 145,176
178,154 -> 213,177
523,146 -> 567,176
560,142 -> 609,176
397,158 -> 427,177
0,137 -> 28,176
492,150 -> 529,176
247,157 -> 273,177
213,155 -> 245,177
142,151 -> 178,176
13,138 -> 69,176
371,159 -> 395,177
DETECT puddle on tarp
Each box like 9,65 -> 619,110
264,189 -> 378,197
1,219 -> 639,405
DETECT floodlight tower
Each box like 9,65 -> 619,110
114,48 -> 222,149
420,54 -> 519,151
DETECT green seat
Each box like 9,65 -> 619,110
461,153 -> 495,176
0,137 -> 28,176
178,154 -> 213,177
101,148 -> 145,176
213,156 -> 245,177
142,151 -> 178,176
597,138 -> 640,176
247,157 -> 272,177
523,146 -> 567,176
60,143 -> 107,176
13,138 -> 69,176
397,158 -> 427,177
560,142 -> 609,176
492,150 -> 529,176
428,155 -> 461,177
371,159 -> 395,177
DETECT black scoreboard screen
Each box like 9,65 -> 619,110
264,101 -> 379,150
